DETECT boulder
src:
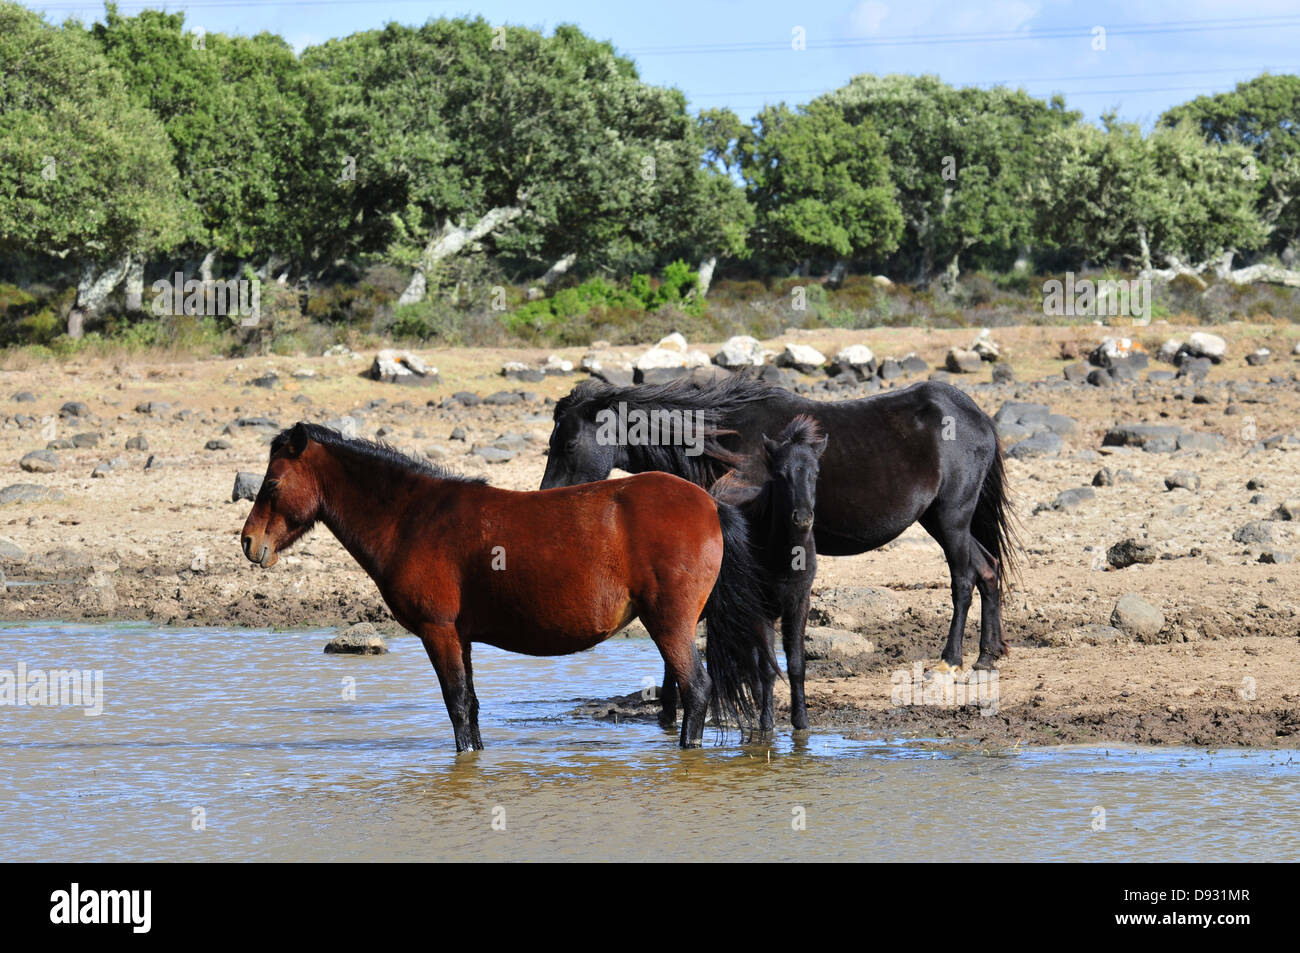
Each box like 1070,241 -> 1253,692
323,622 -> 389,655
232,472 -> 263,502
370,349 -> 439,386
20,450 -> 58,473
1110,594 -> 1165,639
1107,538 -> 1157,569
946,348 -> 983,374
775,344 -> 827,375
970,328 -> 999,362
714,335 -> 768,369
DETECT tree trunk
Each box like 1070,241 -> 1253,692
199,249 -> 218,284
825,259 -> 848,289
124,258 -> 145,312
69,254 -> 132,338
397,204 -> 526,306
697,255 -> 718,297
1012,245 -> 1031,273
1136,225 -> 1152,274
541,252 -> 577,288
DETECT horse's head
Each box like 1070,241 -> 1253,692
540,388 -> 623,488
241,422 -> 324,568
761,415 -> 827,532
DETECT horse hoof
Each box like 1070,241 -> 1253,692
931,660 -> 962,675
973,656 -> 999,672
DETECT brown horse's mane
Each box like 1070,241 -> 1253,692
273,423 -> 487,485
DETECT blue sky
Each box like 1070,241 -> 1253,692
28,0 -> 1300,126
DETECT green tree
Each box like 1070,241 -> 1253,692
741,101 -> 902,276
0,2 -> 188,335
1160,73 -> 1300,260
821,74 -> 1078,284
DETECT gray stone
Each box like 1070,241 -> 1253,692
1107,538 -> 1157,569
946,348 -> 983,374
0,483 -> 66,504
232,472 -> 263,502
60,401 -> 89,418
1006,431 -> 1062,459
1110,594 -> 1165,639
1164,470 -> 1201,491
470,445 -> 515,463
1092,467 -> 1114,487
1177,431 -> 1225,452
20,450 -> 58,473
1233,521 -> 1274,545
1259,551 -> 1293,564
205,439 -> 232,451
1102,424 -> 1183,450
125,435 -> 148,451
1271,499 -> 1300,521
1063,362 -> 1090,383
323,622 -> 389,655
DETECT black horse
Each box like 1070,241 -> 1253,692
540,373 -> 1018,711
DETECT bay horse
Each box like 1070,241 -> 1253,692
241,422 -> 774,751
540,373 -> 1018,723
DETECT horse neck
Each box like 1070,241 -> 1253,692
313,447 -> 452,582
748,479 -> 811,569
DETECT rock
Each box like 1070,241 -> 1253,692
470,446 -> 515,463
235,416 -> 280,429
995,402 -> 1051,427
803,626 -> 875,672
1259,551 -> 1293,564
828,344 -> 876,379
945,348 -> 983,374
900,354 -> 928,375
715,335 -> 768,368
205,439 -> 231,451
1271,500 -> 1300,521
483,391 -> 523,406
1107,538 -> 1157,569
775,344 -> 827,375
135,401 -> 171,415
1043,414 -> 1077,435
370,349 -> 439,386
1164,470 -> 1200,491
1246,348 -> 1271,366
1054,487 -> 1095,510
877,359 -> 904,381
11,392 -> 35,403
1246,476 -> 1267,490
1006,432 -> 1062,459
450,426 -> 467,442
592,367 -> 636,387
0,537 -> 27,561
125,435 -> 148,451
1182,331 -> 1227,363
1102,424 -> 1183,451
1063,362 -> 1090,383
60,401 -> 89,418
1147,370 -> 1176,382
292,368 -> 316,379
249,373 -> 279,389
1156,339 -> 1183,364
970,328 -> 999,361
655,332 -> 688,352
232,472 -> 263,502
1093,467 -> 1114,487
1090,337 -> 1145,370
1110,594 -> 1165,639
323,622 -> 389,655
501,362 -> 546,383
872,275 -> 893,288
542,355 -> 574,375
1177,356 -> 1213,380
1176,431 -> 1225,452
1086,368 -> 1113,387
0,483 -> 66,504
991,363 -> 1016,384
19,450 -> 58,473
1232,521 -> 1274,545
71,432 -> 100,449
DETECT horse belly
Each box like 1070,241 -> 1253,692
463,581 -> 637,657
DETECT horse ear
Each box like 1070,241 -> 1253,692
289,422 -> 310,456
810,434 -> 828,458
762,434 -> 780,459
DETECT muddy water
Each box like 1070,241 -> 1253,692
1,623 -> 1297,862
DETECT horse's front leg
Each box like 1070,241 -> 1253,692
782,591 -> 811,732
420,624 -> 482,752
758,619 -> 777,732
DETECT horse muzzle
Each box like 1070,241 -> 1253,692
242,535 -> 278,568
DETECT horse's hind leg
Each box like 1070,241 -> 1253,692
970,539 -> 1006,670
920,510 -> 975,670
643,616 -> 711,748
419,625 -> 482,752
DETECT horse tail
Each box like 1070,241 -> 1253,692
971,438 -> 1021,595
702,497 -> 777,729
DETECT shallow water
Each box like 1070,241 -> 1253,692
1,622 -> 1295,861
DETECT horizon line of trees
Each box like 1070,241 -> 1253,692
3,1 -> 1300,340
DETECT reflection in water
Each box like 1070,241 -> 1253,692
0,623 -> 1296,861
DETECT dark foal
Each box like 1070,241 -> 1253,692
660,415 -> 825,733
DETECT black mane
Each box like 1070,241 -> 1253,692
274,422 -> 486,485
554,372 -> 781,484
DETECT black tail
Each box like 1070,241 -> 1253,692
971,440 -> 1021,594
702,498 -> 778,729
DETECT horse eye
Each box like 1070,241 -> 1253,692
264,478 -> 280,492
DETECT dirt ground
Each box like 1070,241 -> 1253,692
2,320 -> 1298,746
